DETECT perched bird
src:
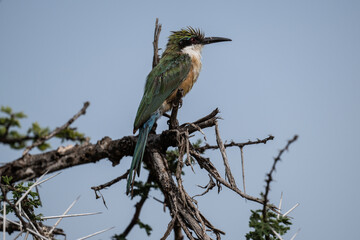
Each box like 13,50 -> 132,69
127,27 -> 231,194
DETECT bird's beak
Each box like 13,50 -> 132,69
203,37 -> 232,45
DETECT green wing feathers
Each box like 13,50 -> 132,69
133,54 -> 192,133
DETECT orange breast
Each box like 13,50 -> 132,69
166,57 -> 202,104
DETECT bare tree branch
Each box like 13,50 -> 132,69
215,121 -> 236,187
152,18 -> 162,68
120,174 -> 152,238
262,135 -> 299,223
91,170 -> 129,192
196,135 -> 274,152
22,101 -> 90,156
169,89 -> 184,130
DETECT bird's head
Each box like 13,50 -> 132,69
163,27 -> 231,55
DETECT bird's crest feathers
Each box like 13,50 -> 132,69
164,27 -> 204,54
169,27 -> 204,42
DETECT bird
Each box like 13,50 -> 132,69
127,27 -> 231,195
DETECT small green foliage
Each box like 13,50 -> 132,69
246,209 -> 292,240
0,127 -> 5,136
1,106 -> 13,115
112,234 -> 127,240
111,219 -> 152,240
29,122 -> 50,138
14,112 -> 27,119
131,180 -> 158,199
1,176 -> 43,221
166,147 -> 179,174
55,127 -> 86,143
137,219 -> 152,236
165,139 -> 201,175
192,139 -> 202,148
0,106 -> 87,151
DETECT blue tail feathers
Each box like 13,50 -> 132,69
126,112 -> 160,195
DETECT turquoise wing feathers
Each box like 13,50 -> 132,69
133,53 -> 192,133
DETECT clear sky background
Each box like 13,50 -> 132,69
1,1 -> 359,239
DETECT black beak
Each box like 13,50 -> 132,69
203,37 -> 232,45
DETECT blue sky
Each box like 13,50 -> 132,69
1,1 -> 359,239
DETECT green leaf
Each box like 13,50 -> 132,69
137,219 -> 152,236
1,106 -> 12,115
112,234 -> 127,240
0,118 -> 7,125
2,176 -> 13,185
246,208 -> 292,240
0,127 -> 5,136
55,127 -> 86,143
30,122 -> 50,137
14,112 -> 27,119
37,142 -> 51,151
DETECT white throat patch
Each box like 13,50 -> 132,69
181,44 -> 203,60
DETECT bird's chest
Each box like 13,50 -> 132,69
180,56 -> 202,96
178,44 -> 203,95
163,45 -> 203,112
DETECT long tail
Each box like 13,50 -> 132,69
126,112 -> 160,195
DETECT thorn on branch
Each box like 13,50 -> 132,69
196,135 -> 275,152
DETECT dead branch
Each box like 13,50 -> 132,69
147,150 -> 215,240
262,135 -> 298,222
196,135 -> 274,152
169,89 -> 184,130
120,174 -> 152,238
22,101 -> 90,156
189,150 -> 277,211
91,170 -> 129,192
193,175 -> 216,198
0,219 -> 65,236
215,121 -> 236,187
152,18 -> 162,68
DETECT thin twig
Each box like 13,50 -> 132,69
196,135 -> 274,152
176,136 -> 187,206
120,174 -> 152,238
240,146 -> 246,193
22,101 -> 90,156
169,89 -> 183,130
262,135 -> 298,224
175,215 -> 196,240
152,18 -> 162,68
184,130 -> 195,173
215,121 -> 236,187
91,170 -> 129,192
160,212 -> 178,240
190,149 -> 277,210
193,175 -> 215,198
